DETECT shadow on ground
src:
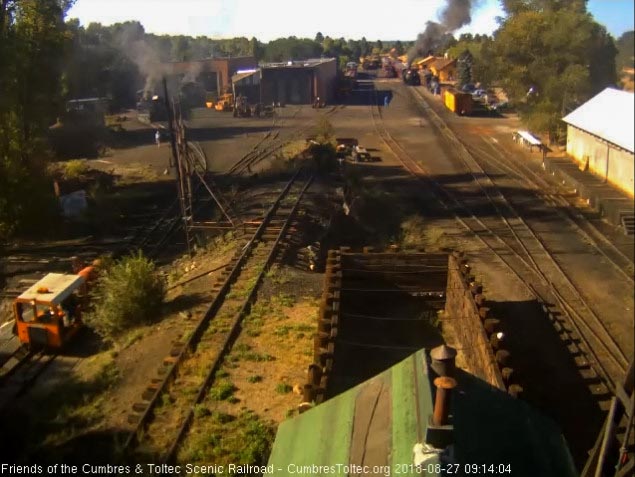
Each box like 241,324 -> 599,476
489,298 -> 605,469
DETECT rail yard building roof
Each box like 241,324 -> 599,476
563,88 -> 634,153
268,349 -> 577,477
261,58 -> 335,69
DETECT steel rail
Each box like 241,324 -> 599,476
468,137 -> 634,283
122,168 -> 309,457
229,105 -> 342,176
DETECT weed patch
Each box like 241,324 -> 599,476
178,410 -> 275,467
209,381 -> 236,401
275,383 -> 293,394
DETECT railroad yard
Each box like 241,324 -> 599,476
0,68 -> 633,475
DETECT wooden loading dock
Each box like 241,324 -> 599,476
304,249 -> 517,405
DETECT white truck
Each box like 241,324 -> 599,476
351,145 -> 371,162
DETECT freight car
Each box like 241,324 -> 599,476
401,68 -> 421,86
443,89 -> 473,115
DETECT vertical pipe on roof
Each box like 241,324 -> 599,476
432,376 -> 457,426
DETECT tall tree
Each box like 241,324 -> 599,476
360,37 -> 369,57
314,32 -> 324,43
172,36 -> 191,61
249,36 -> 263,61
615,31 -> 634,71
457,49 -> 473,86
501,0 -> 587,16
347,39 -> 361,60
493,1 -> 616,141
0,0 -> 74,239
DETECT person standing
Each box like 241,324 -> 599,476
155,129 -> 161,147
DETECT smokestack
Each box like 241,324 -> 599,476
430,344 -> 457,377
407,0 -> 476,64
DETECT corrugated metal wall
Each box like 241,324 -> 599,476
566,125 -> 634,197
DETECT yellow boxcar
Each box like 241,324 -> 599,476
444,89 -> 473,115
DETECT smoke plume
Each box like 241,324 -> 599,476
113,23 -> 166,96
440,0 -> 473,30
408,0 -> 476,65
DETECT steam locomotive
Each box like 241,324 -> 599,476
401,68 -> 421,86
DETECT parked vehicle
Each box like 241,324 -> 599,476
336,138 -> 359,158
215,93 -> 234,111
13,262 -> 99,349
352,145 -> 372,162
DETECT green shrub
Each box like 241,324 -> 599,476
63,159 -> 90,179
210,381 -> 236,401
275,383 -> 293,394
85,251 -> 165,340
244,352 -> 275,362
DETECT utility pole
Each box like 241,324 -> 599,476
163,76 -> 194,255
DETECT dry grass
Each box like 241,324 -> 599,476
400,215 -> 452,250
220,298 -> 317,421
175,291 -> 318,467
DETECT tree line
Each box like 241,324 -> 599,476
63,22 -> 408,109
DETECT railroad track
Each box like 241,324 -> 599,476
228,105 -> 343,176
122,169 -> 314,463
464,136 -> 634,283
0,348 -> 56,410
226,106 -> 298,175
366,83 -> 628,395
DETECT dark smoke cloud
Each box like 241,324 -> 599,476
440,0 -> 473,30
408,0 -> 476,65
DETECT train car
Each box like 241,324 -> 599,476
344,62 -> 358,79
137,95 -> 168,122
443,89 -> 473,115
13,266 -> 96,349
401,68 -> 421,86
